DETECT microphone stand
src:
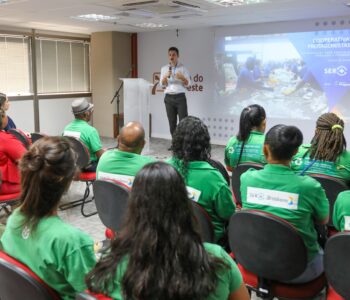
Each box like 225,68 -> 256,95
110,68 -> 133,133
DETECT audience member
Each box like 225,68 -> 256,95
0,109 -> 26,194
0,93 -> 16,131
168,116 -> 235,243
0,137 -> 96,299
241,125 -> 329,283
86,162 -> 249,300
291,112 -> 350,183
96,121 -> 155,188
333,191 -> 350,231
63,99 -> 104,172
225,104 -> 266,169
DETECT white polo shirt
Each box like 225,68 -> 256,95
160,62 -> 191,94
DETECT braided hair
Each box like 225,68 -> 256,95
310,112 -> 346,162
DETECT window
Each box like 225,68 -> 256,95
0,35 -> 31,95
36,38 -> 90,93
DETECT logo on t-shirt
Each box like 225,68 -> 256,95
22,225 -> 30,239
344,216 -> 350,230
98,172 -> 134,188
247,187 -> 299,210
186,186 -> 202,202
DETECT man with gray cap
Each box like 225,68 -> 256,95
63,98 -> 104,171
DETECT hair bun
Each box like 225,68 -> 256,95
29,155 -> 44,171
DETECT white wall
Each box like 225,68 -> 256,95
10,100 -> 35,133
138,16 -> 350,145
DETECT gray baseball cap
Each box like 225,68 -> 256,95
71,99 -> 94,115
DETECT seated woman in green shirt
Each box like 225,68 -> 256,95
291,112 -> 350,183
225,104 -> 266,170
86,162 -> 249,300
333,191 -> 350,231
168,116 -> 236,243
241,125 -> 329,284
0,137 -> 96,300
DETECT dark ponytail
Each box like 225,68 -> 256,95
265,125 -> 303,160
237,104 -> 266,142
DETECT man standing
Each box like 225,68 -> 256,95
63,98 -> 104,171
160,47 -> 191,137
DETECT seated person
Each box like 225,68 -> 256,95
241,125 -> 329,283
291,112 -> 350,183
168,116 -> 235,243
86,162 -> 250,300
0,109 -> 26,195
0,137 -> 96,299
0,92 -> 16,131
96,121 -> 155,188
63,98 -> 104,172
333,191 -> 350,231
225,104 -> 266,169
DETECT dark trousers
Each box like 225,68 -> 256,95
164,93 -> 188,136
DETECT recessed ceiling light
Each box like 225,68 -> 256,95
205,0 -> 267,7
134,22 -> 168,28
72,14 -> 119,22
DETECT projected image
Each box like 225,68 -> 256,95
214,31 -> 350,119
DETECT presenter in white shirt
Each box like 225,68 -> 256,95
160,47 -> 191,137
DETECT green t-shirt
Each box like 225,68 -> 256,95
240,164 -> 329,261
291,144 -> 350,182
168,158 -> 236,241
63,119 -> 102,162
104,243 -> 242,300
225,131 -> 266,168
333,191 -> 350,231
0,209 -> 96,300
96,150 -> 156,188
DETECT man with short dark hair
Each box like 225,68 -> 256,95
96,122 -> 155,188
160,47 -> 191,138
63,98 -> 104,171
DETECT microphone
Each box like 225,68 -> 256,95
168,65 -> 172,79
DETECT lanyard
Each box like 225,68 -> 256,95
172,63 -> 177,76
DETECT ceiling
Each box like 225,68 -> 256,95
0,0 -> 349,35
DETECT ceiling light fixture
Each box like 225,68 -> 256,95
134,22 -> 169,28
205,0 -> 267,7
72,14 -> 119,22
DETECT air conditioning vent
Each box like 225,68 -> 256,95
171,1 -> 200,9
122,0 -> 159,7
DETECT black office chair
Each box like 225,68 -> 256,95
8,128 -> 31,149
31,132 -> 46,144
59,136 -> 97,217
191,201 -> 215,243
207,159 -> 230,186
93,179 -> 130,233
324,233 -> 350,300
231,162 -> 264,206
228,210 -> 326,299
0,251 -> 60,300
309,174 -> 349,227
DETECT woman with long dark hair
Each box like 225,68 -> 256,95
0,92 -> 16,131
0,136 -> 96,299
0,109 -> 26,194
291,112 -> 350,182
86,162 -> 249,300
225,104 -> 266,169
169,116 -> 235,243
241,125 -> 329,283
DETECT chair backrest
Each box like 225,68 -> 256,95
191,201 -> 215,243
0,251 -> 60,300
8,128 -> 31,149
93,180 -> 130,232
207,159 -> 230,186
231,163 -> 264,205
228,210 -> 307,281
309,174 -> 348,226
325,233 -> 350,299
64,136 -> 90,169
31,132 -> 47,144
